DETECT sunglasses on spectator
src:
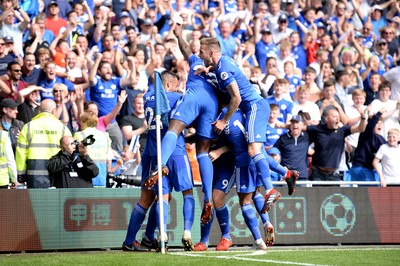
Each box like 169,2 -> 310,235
53,90 -> 63,93
12,69 -> 22,72
378,43 -> 387,46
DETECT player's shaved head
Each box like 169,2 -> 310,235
161,70 -> 179,84
161,70 -> 180,92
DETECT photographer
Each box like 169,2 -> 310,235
47,136 -> 99,188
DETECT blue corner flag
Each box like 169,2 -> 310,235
154,71 -> 170,126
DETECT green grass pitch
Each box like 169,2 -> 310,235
1,246 -> 400,266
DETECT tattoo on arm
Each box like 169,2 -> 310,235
223,82 -> 241,121
177,36 -> 193,60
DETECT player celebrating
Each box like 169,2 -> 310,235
143,24 -> 219,224
123,71 -> 195,252
198,37 -> 295,213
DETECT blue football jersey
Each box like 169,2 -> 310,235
187,54 -> 218,92
218,107 -> 252,167
216,56 -> 262,110
143,91 -> 186,156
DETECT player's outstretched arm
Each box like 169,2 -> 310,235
173,23 -> 193,60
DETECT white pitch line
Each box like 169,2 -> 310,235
264,247 -> 400,253
170,252 -> 329,266
234,250 -> 268,256
172,246 -> 400,255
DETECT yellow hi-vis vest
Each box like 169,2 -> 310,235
16,112 -> 71,188
0,130 -> 12,186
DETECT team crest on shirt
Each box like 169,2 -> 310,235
111,84 -> 117,90
220,72 -> 228,80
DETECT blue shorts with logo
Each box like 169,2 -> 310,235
241,99 -> 269,144
213,152 -> 236,194
235,163 -> 258,194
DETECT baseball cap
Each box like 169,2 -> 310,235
267,147 -> 281,155
0,98 -> 19,108
316,22 -> 325,29
261,28 -> 271,35
48,1 -> 58,8
354,31 -> 363,38
290,115 -> 303,123
278,14 -> 288,22
372,5 -> 382,11
119,11 -> 130,19
143,18 -> 153,26
201,10 -> 212,18
377,38 -> 387,44
3,36 -> 13,43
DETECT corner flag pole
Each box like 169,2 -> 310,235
154,71 -> 170,254
155,115 -> 166,254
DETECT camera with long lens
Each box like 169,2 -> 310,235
73,135 -> 95,152
107,172 -> 142,188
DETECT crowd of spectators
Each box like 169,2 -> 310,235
1,0 -> 400,188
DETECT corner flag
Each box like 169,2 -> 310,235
154,70 -> 169,254
154,71 -> 170,126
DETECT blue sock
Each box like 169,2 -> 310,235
161,131 -> 178,166
264,151 -> 287,176
253,192 -> 270,224
242,204 -> 262,241
124,203 -> 147,245
183,194 -> 195,231
144,202 -> 157,240
156,199 -> 169,234
197,152 -> 213,200
216,204 -> 230,239
252,152 -> 272,191
200,209 -> 215,244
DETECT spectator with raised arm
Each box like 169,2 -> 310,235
255,29 -> 279,73
88,52 -> 135,152
307,105 -> 367,182
1,62 -> 28,102
349,110 -> 385,184
344,89 -> 368,157
0,1 -> 30,58
16,85 -> 43,124
209,20 -> 238,58
45,1 -> 68,36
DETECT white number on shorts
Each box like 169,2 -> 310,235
221,179 -> 229,189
